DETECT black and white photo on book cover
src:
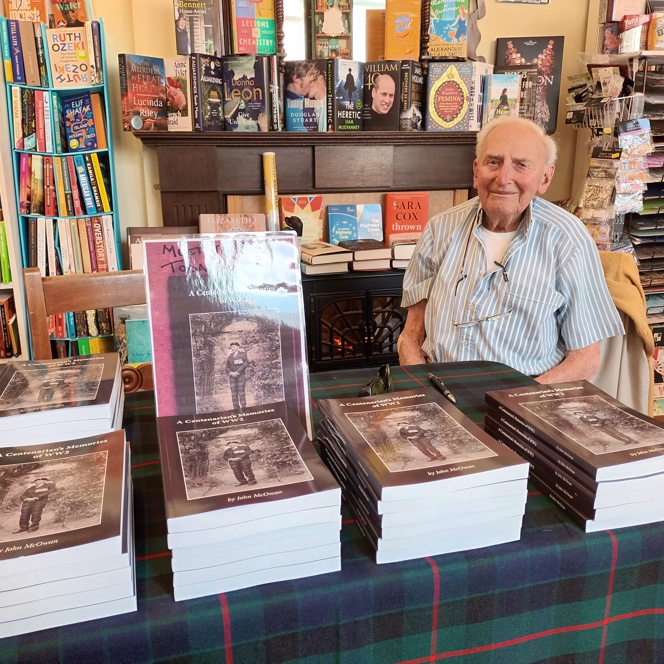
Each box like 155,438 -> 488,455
0,430 -> 126,564
144,233 -> 312,436
157,401 -> 339,522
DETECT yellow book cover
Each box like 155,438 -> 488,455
90,153 -> 110,212
385,0 -> 421,61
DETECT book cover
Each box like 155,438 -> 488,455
493,64 -> 538,122
283,59 -> 327,132
327,203 -> 382,244
173,0 -> 222,57
229,0 -> 276,55
0,354 -> 120,427
326,58 -> 363,131
399,59 -> 424,131
126,225 -> 198,270
4,0 -> 47,23
48,0 -> 91,28
62,91 -> 105,152
21,86 -> 35,150
310,0 -> 352,59
495,36 -> 564,134
117,53 -> 168,132
143,234 -> 312,437
384,192 -> 429,245
220,54 -> 270,132
6,19 -> 25,84
90,153 -> 111,212
198,214 -> 266,233
165,55 -> 192,132
384,0 -> 420,60
338,238 -> 391,260
279,195 -> 325,244
427,0 -> 469,59
156,401 -> 340,531
91,217 -> 107,272
426,61 -> 493,132
485,381 -> 664,482
42,87 -> 53,152
189,53 -> 224,132
299,241 -> 352,265
45,25 -> 93,88
318,388 -> 528,501
484,72 -> 521,123
362,60 -> 400,131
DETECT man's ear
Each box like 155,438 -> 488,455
472,159 -> 479,190
537,163 -> 555,194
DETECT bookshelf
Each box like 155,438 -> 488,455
2,18 -> 123,359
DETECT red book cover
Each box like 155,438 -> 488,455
85,218 -> 98,272
144,234 -> 312,437
34,88 -> 45,152
384,192 -> 429,245
65,155 -> 84,216
18,152 -> 31,215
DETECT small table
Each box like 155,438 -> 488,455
3,361 -> 664,663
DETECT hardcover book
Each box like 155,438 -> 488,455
279,195 -> 325,244
384,192 -> 429,245
143,233 -> 313,437
165,55 -> 192,132
0,353 -> 122,443
173,0 -> 223,57
483,72 -> 521,123
495,36 -> 564,134
190,53 -> 224,131
485,381 -> 664,482
384,0 -> 420,60
299,241 -> 352,265
118,54 -> 168,132
283,59 -> 327,132
427,0 -> 469,59
220,54 -> 270,131
310,0 -> 352,59
198,214 -> 266,233
318,387 -> 529,502
326,58 -> 363,131
45,25 -> 94,88
156,401 -> 340,532
362,60 -> 400,131
4,0 -> 47,23
399,59 -> 424,131
338,238 -> 391,260
301,261 -> 349,275
229,0 -> 276,55
426,61 -> 493,132
327,203 -> 383,245
492,64 -> 538,123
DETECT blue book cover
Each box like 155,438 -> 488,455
221,54 -> 270,132
62,91 -> 99,152
327,205 -> 358,245
327,58 -> 363,131
357,204 -> 383,241
7,19 -> 25,84
0,17 -> 13,83
72,154 -> 97,215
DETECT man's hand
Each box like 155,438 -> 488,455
229,371 -> 239,378
536,343 -> 600,384
399,299 -> 428,366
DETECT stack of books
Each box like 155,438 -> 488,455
338,239 -> 392,271
389,240 -> 417,269
300,241 -> 353,275
0,430 -> 136,638
318,388 -> 529,564
0,353 -> 124,445
157,402 -> 342,601
485,381 -> 664,532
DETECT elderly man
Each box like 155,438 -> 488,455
399,117 -> 623,383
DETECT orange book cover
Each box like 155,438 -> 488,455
279,195 -> 325,244
384,191 -> 429,244
4,0 -> 47,23
384,0 -> 421,61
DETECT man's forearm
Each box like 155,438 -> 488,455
399,299 -> 428,366
535,342 -> 600,384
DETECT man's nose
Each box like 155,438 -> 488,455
495,162 -> 513,185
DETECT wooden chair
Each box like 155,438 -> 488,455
23,267 -> 152,392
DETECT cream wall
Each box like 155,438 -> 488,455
95,0 -> 592,242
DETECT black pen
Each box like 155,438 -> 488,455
428,373 -> 457,404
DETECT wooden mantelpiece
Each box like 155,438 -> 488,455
136,132 -> 477,227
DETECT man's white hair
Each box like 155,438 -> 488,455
475,117 -> 558,165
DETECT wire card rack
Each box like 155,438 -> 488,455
566,93 -> 645,131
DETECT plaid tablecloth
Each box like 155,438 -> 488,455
3,361 -> 664,663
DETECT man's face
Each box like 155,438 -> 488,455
289,71 -> 318,97
371,75 -> 395,115
472,123 -> 554,231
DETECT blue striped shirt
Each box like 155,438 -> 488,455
401,197 -> 624,376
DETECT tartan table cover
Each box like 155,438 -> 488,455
2,361 -> 664,663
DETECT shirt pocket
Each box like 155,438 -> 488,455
510,282 -> 565,338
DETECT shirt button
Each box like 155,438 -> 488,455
479,269 -> 484,276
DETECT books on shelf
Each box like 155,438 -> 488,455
338,238 -> 391,260
279,195 -> 324,244
318,387 -> 529,563
118,53 -> 168,132
327,203 -> 383,245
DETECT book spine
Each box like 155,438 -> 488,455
326,59 -> 334,132
72,153 -> 96,214
22,86 -> 36,150
29,153 -> 44,215
77,217 -> 93,273
18,152 -> 30,215
43,155 -> 53,216
118,53 -> 129,130
90,93 -> 107,149
69,217 -> 84,274
52,156 -> 67,216
0,17 -> 14,83
95,307 -> 112,336
65,155 -> 84,216
27,216 -> 37,268
60,154 -> 75,215
45,217 -> 57,276
56,217 -> 72,274
101,215 -> 118,270
90,153 -> 110,212
0,303 -> 8,359
50,91 -> 64,153
77,337 -> 91,355
42,89 -> 53,153
83,152 -> 103,211
33,21 -> 49,87
84,218 -> 98,272
0,222 -> 12,283
10,86 -> 23,149
36,216 -> 46,276
90,21 -> 103,85
92,217 -> 107,271
84,21 -> 97,85
73,310 -> 88,337
7,19 -> 25,84
268,54 -> 282,131
18,19 -> 39,86
190,54 -> 202,131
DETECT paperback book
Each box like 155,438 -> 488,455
483,72 -> 521,122
427,0 -> 470,59
48,0 -> 92,28
309,0 -> 352,59
62,91 -> 106,151
327,203 -> 383,245
220,54 -> 270,131
384,192 -> 429,245
384,0 -> 420,60
190,53 -> 224,131
399,59 -> 424,131
118,54 -> 168,132
165,56 -> 192,132
229,0 -> 276,55
4,0 -> 48,23
279,195 -> 325,244
143,233 -> 312,437
283,59 -> 327,132
45,24 -> 94,88
173,0 -> 223,57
